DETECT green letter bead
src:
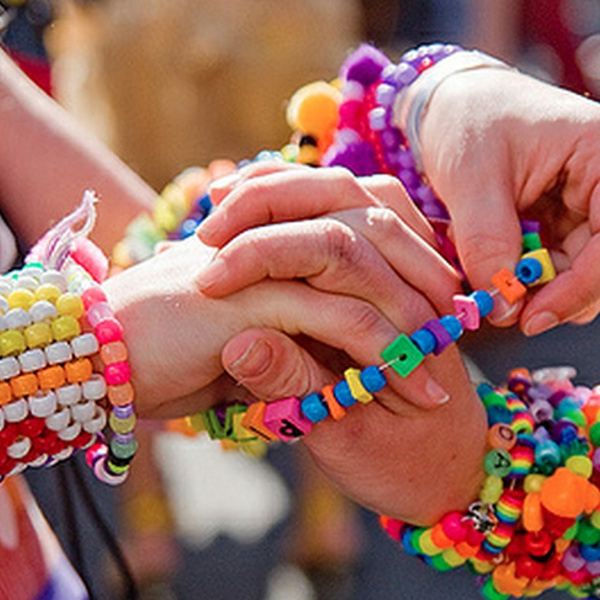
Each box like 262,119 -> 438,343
380,334 -> 424,377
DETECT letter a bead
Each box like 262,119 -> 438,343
263,397 -> 312,442
381,334 -> 424,377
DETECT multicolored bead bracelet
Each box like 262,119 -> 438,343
0,191 -> 138,485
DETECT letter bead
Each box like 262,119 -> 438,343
241,401 -> 279,442
381,333 -> 424,376
491,268 -> 527,304
453,295 -> 480,330
263,397 -> 312,441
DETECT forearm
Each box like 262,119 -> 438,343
0,49 -> 155,252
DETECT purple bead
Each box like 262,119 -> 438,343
376,83 -> 396,107
394,62 -> 418,86
415,184 -> 436,203
368,107 -> 387,131
341,80 -> 365,101
422,319 -> 453,355
342,44 -> 389,87
527,384 -> 553,403
112,404 -> 134,419
530,399 -> 554,423
587,560 -> 600,577
113,432 -> 135,445
398,169 -> 419,189
563,546 -> 585,572
380,128 -> 403,150
552,419 -> 577,442
398,149 -> 416,169
593,447 -> 600,470
548,389 -> 570,408
533,426 -> 551,443
520,219 -> 541,233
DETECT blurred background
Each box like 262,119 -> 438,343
3,1 -> 600,599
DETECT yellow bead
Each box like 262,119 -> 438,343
35,284 -> 61,304
524,474 -> 546,493
418,530 -> 441,556
109,412 -> 136,434
161,183 -> 190,221
24,322 -> 53,349
0,330 -> 26,356
441,547 -> 466,567
152,199 -> 178,232
51,315 -> 81,342
591,510 -> 600,529
55,293 -> 84,319
566,455 -> 593,479
521,248 -> 556,285
480,475 -> 503,504
344,367 -> 373,404
187,413 -> 205,433
7,288 -> 35,310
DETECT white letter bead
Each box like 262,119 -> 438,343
0,357 -> 20,380
58,421 -> 81,441
82,375 -> 106,401
71,333 -> 99,358
7,437 -> 31,459
45,341 -> 72,365
4,399 -> 28,422
41,271 -> 67,292
83,406 -> 107,434
19,349 -> 46,373
56,384 -> 81,406
29,391 -> 57,418
45,407 -> 71,431
29,301 -> 57,322
5,308 -> 31,329
71,400 -> 96,423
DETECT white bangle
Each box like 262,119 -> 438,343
393,51 -> 514,172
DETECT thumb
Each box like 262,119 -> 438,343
448,188 -> 524,326
222,328 -> 334,401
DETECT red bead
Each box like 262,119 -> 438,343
417,57 -> 434,73
0,424 -> 18,447
542,555 -> 562,580
440,512 -> 468,541
0,458 -> 17,475
82,287 -> 108,310
524,531 -> 553,556
94,318 -> 123,344
19,417 -> 46,438
72,432 -> 93,449
515,555 -> 544,580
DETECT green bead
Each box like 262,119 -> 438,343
481,578 -> 509,600
576,519 -> 600,545
590,421 -> 600,447
429,553 -> 454,572
563,522 -> 579,541
380,334 -> 424,377
522,232 -> 542,253
564,409 -> 587,428
110,438 -> 139,459
484,449 -> 512,477
480,391 -> 508,409
410,528 -> 427,553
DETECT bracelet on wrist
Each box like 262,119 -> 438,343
0,191 -> 137,485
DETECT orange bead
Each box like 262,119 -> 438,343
37,365 -> 66,389
10,373 -> 38,397
107,382 -> 135,407
491,267 -> 527,304
523,492 -> 544,532
540,467 -> 587,518
430,523 -> 454,549
455,541 -> 478,558
492,563 -> 528,596
488,423 -> 517,450
64,358 -> 92,384
322,384 -> 346,421
241,401 -> 279,442
100,341 -> 128,364
0,382 -> 12,405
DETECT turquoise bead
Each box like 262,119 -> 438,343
410,328 -> 437,355
359,365 -> 386,393
333,380 -> 356,407
516,256 -> 543,285
439,315 -> 463,341
301,393 -> 329,423
471,290 -> 494,318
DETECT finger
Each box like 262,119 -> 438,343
197,208 -> 460,315
521,232 -> 600,335
240,281 -> 451,409
447,186 -> 524,326
361,174 -> 437,246
196,166 -> 381,246
209,160 -> 306,206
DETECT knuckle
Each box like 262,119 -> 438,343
322,220 -> 364,270
345,299 -> 387,339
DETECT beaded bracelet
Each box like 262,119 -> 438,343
0,191 -> 137,485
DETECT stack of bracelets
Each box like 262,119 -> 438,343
0,191 -> 137,485
108,43 -> 600,598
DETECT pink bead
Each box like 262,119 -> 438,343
440,512 -> 467,542
453,294 -> 480,330
263,397 -> 312,442
81,287 -> 108,310
104,361 -> 131,386
563,546 -> 585,572
95,318 -> 123,344
72,238 -> 109,283
86,302 -> 114,327
93,455 -> 128,485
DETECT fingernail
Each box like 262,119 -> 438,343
208,172 -> 241,193
523,311 -> 559,337
488,296 -> 522,325
229,339 -> 272,378
426,377 -> 450,405
196,257 -> 227,291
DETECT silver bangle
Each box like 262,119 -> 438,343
393,51 -> 514,172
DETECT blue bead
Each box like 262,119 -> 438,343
439,315 -> 463,341
410,328 -> 437,355
471,290 -> 494,318
476,382 -> 495,400
535,440 -> 561,470
401,530 -> 419,556
556,398 -> 581,418
516,256 -> 543,285
333,380 -> 356,407
179,218 -> 200,239
360,365 -> 386,393
300,393 -> 329,423
486,405 -> 513,426
580,544 -> 600,562
198,193 -> 213,215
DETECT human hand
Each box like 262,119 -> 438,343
420,66 -> 600,335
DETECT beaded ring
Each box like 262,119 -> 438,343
0,191 -> 138,485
